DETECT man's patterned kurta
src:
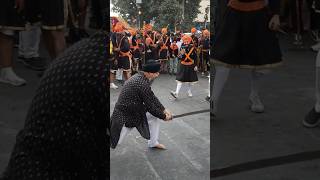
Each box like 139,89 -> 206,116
110,72 -> 166,149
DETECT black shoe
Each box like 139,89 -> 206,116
170,91 -> 178,99
303,108 -> 320,128
18,57 -> 47,71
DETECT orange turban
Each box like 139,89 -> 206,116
144,24 -> 153,32
146,37 -> 153,45
182,35 -> 192,44
203,29 -> 210,36
191,28 -> 197,33
114,22 -> 124,32
161,28 -> 167,34
128,29 -> 136,36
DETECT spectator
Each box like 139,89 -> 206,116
0,0 -> 27,86
18,23 -> 47,71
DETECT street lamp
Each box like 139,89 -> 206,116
204,5 -> 209,29
182,0 -> 185,20
138,10 -> 142,29
136,0 -> 142,29
181,0 -> 188,30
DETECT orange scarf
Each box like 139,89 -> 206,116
228,0 -> 265,11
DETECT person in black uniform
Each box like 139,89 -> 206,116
0,0 -> 70,86
171,35 -> 198,99
128,29 -> 141,74
110,32 -> 119,89
303,0 -> 320,128
158,28 -> 171,73
308,0 -> 320,51
0,0 -> 27,86
169,38 -> 179,75
199,29 -> 210,76
25,0 -> 68,59
190,28 -> 201,75
144,37 -> 159,64
212,0 -> 282,116
110,23 -> 120,89
111,22 -> 131,81
190,27 -> 199,47
144,27 -> 159,62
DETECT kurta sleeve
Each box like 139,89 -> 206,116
140,85 -> 166,120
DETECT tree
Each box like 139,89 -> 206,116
156,0 -> 182,31
111,0 -> 139,24
178,0 -> 201,31
111,0 -> 201,32
111,0 -> 161,28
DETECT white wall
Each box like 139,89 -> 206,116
195,0 -> 210,22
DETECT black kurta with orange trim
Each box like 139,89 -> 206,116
176,44 -> 198,82
213,0 -> 282,69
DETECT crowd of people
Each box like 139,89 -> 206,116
109,20 -> 211,150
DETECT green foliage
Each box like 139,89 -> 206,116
112,0 -> 201,32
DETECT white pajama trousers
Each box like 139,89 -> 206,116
118,113 -> 160,147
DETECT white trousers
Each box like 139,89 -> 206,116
118,113 -> 160,147
315,51 -> 320,112
213,65 -> 269,113
19,24 -> 41,58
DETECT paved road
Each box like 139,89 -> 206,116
110,74 -> 210,180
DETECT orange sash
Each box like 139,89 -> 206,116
228,0 -> 265,11
115,36 -> 125,50
117,37 -> 132,59
119,51 -> 132,60
146,32 -> 156,44
181,47 -> 195,65
170,44 -> 178,50
160,37 -> 169,52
